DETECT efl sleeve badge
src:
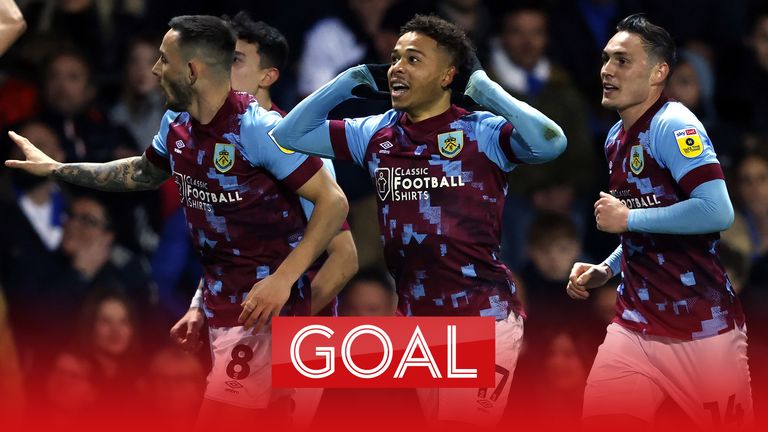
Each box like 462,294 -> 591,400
674,128 -> 703,158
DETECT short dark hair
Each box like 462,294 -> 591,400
168,15 -> 236,73
340,267 -> 395,300
43,48 -> 92,81
225,11 -> 289,70
615,13 -> 676,67
400,14 -> 475,80
527,211 -> 579,249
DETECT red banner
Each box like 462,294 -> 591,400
272,317 -> 495,388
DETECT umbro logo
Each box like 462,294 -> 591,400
174,140 -> 185,154
379,141 -> 393,150
224,380 -> 244,389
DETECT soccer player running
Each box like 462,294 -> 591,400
566,14 -> 754,432
5,15 -> 348,428
271,14 -> 566,427
226,11 -> 357,316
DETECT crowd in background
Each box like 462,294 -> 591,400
1,0 -> 767,429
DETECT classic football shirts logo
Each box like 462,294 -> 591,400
375,167 -> 466,201
173,172 -> 244,211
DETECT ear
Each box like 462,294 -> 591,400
440,65 -> 458,89
188,61 -> 199,86
259,67 -> 280,89
651,62 -> 669,86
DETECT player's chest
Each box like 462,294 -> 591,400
166,125 -> 254,179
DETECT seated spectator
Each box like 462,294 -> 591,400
488,2 -> 594,195
729,151 -> 768,287
140,346 -> 205,431
33,350 -> 98,429
338,267 -> 397,316
109,34 -> 164,154
74,291 -> 143,419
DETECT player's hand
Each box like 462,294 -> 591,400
594,191 -> 629,233
350,64 -> 390,100
566,262 -> 613,300
5,131 -> 62,176
238,274 -> 292,334
170,307 -> 205,352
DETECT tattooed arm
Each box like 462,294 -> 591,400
5,131 -> 169,191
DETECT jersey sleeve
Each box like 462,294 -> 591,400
299,158 -> 351,230
651,104 -> 724,195
328,111 -> 397,166
240,103 -> 323,191
143,110 -> 177,171
474,111 -> 520,172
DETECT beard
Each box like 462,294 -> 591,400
162,77 -> 194,112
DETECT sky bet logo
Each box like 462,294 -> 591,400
272,317 -> 495,387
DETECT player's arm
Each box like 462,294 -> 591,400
270,64 -> 383,160
170,279 -> 205,352
5,125 -> 171,192
0,0 -> 25,56
311,230 -> 358,315
463,65 -> 566,164
566,245 -> 621,300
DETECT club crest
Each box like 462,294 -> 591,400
630,144 -> 644,175
438,131 -> 464,158
214,143 -> 235,173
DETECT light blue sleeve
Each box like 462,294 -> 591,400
602,245 -> 623,277
464,70 -> 566,165
473,111 -> 517,172
240,103 -> 313,181
300,158 -> 336,219
627,179 -> 734,234
649,102 -> 719,182
150,110 -> 178,158
341,112 -> 398,166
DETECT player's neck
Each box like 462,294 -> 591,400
619,89 -> 663,132
190,82 -> 231,125
253,89 -> 273,112
405,94 -> 452,123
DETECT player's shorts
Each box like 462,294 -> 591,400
416,311 -> 524,428
204,325 -> 292,409
583,323 -> 754,431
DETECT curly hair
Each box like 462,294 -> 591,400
400,14 -> 475,80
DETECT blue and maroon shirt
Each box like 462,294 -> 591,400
329,105 -> 523,319
145,91 -> 324,327
605,96 -> 745,340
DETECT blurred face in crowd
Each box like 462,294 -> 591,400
666,61 -> 701,111
340,280 -> 397,316
61,197 -> 113,255
128,41 -> 160,96
601,31 -> 668,114
152,30 -> 194,112
545,333 -> 587,392
348,0 -> 392,35
147,349 -> 205,414
45,352 -> 96,410
93,298 -> 134,357
389,32 -> 457,119
529,234 -> 581,281
752,16 -> 768,71
45,54 -> 93,117
501,10 -> 548,71
231,39 -> 271,95
738,155 -> 768,217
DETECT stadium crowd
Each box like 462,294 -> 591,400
1,0 -> 767,429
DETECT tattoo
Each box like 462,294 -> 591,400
52,155 -> 170,192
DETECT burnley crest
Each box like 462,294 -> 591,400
630,144 -> 644,175
438,131 -> 464,158
214,143 -> 235,173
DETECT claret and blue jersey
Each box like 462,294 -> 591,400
605,96 -> 745,340
144,91 -> 324,327
329,105 -> 525,319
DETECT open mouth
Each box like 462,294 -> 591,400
603,82 -> 619,94
390,80 -> 410,98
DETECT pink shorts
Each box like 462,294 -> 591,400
583,323 -> 754,430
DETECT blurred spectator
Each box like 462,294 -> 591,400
38,49 -> 136,163
34,350 -> 97,429
488,3 -> 594,195
338,267 -> 397,316
140,346 -> 205,431
519,212 -> 592,327
729,152 -> 768,287
109,34 -> 164,153
74,291 -> 143,416
297,0 -> 394,96
435,0 -> 491,60
0,0 -> 25,55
